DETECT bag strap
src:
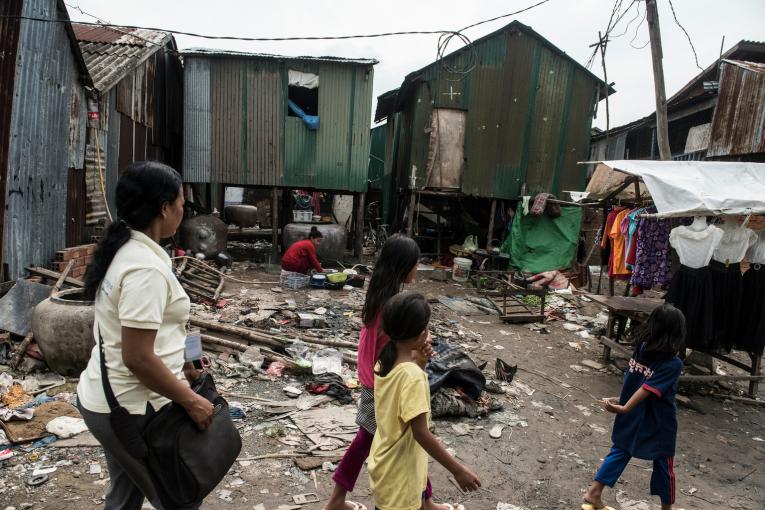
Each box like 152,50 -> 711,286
97,325 -> 121,411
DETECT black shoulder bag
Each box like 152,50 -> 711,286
97,328 -> 242,509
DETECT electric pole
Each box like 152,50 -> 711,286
646,0 -> 672,160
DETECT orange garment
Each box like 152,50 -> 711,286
609,208 -> 632,277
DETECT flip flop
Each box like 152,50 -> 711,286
322,502 -> 367,510
581,504 -> 615,510
444,504 -> 466,510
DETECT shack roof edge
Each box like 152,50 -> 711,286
183,48 -> 378,65
375,20 -> 613,121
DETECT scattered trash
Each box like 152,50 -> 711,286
576,330 -> 591,339
489,424 -> 504,439
45,416 -> 87,438
266,361 -> 286,378
580,359 -> 605,371
292,493 -> 319,504
311,348 -> 343,376
322,461 -> 336,472
297,313 -> 326,328
283,385 -> 303,398
563,323 -> 584,332
218,489 -> 233,502
89,463 -> 101,475
497,504 -> 528,510
588,423 -> 608,435
569,364 -> 590,373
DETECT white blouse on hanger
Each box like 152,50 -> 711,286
746,230 -> 765,265
669,224 -> 724,269
712,221 -> 757,265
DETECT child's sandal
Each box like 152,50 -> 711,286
444,504 -> 465,510
581,504 -> 615,510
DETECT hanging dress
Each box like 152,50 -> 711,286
666,223 -> 724,352
710,221 -> 757,353
737,231 -> 765,357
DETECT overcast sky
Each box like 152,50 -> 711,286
67,0 -> 765,129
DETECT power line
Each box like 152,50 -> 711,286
5,0 -> 554,44
667,0 -> 703,70
629,4 -> 649,50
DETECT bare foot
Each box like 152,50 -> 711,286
583,484 -> 605,509
424,501 -> 457,510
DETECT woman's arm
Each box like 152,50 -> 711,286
121,327 -> 213,429
603,387 -> 651,414
410,413 -> 481,491
306,244 -> 323,273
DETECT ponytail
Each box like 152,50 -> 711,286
83,221 -> 131,299
83,161 -> 182,299
377,292 -> 431,377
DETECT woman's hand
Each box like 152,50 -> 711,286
183,362 -> 201,384
183,394 -> 214,430
454,465 -> 481,492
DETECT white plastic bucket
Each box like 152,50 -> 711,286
452,257 -> 472,282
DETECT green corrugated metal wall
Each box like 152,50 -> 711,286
368,124 -> 386,189
191,56 -> 373,191
393,28 -> 599,199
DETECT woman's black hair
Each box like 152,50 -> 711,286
377,292 -> 431,377
83,161 -> 183,299
633,303 -> 686,360
308,226 -> 323,240
362,234 -> 421,325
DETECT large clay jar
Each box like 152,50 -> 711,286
178,214 -> 228,259
32,289 -> 95,376
225,204 -> 259,228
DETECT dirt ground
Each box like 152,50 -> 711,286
2,268 -> 764,510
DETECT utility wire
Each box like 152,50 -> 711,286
667,0 -> 703,71
629,5 -> 649,50
6,0 -> 554,44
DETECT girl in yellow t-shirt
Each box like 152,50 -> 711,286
368,292 -> 481,510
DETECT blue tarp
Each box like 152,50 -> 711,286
288,100 -> 320,130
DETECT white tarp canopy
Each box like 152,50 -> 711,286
288,69 -> 319,89
593,160 -> 765,218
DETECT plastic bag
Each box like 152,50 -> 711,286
286,342 -> 313,369
312,348 -> 343,376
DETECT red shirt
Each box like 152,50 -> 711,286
281,239 -> 323,274
357,314 -> 389,388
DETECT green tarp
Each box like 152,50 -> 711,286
500,207 -> 582,274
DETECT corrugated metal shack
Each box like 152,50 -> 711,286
182,49 -> 376,193
374,21 -> 610,237
590,40 -> 765,163
72,23 -> 183,236
0,0 -> 91,280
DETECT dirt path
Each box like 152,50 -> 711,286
2,275 -> 763,510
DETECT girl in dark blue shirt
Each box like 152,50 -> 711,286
583,304 -> 685,510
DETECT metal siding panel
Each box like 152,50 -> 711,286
106,89 -> 120,209
316,63 -> 353,190
245,58 -> 283,186
4,0 -> 77,278
284,117 -> 317,187
407,82 -> 434,189
463,31 -> 530,198
708,62 -> 765,157
368,124 -> 386,190
559,71 -> 597,192
211,58 -> 244,184
351,66 -> 374,192
183,58 -> 211,183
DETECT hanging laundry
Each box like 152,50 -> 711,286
630,208 -> 671,292
609,208 -> 632,278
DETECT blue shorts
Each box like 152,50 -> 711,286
595,446 -> 675,505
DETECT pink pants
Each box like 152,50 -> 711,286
332,426 -> 433,498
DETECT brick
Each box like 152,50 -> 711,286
56,250 -> 73,262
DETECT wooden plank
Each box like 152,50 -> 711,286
599,335 -> 631,356
25,267 -> 84,288
501,314 -> 545,324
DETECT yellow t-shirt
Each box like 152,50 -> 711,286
77,230 -> 190,414
368,362 -> 430,510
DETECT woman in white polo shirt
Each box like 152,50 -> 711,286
77,161 -> 213,510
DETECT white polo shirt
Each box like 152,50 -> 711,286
77,230 -> 190,414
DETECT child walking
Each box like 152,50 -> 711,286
369,292 -> 481,510
583,304 -> 686,510
325,235 -> 448,510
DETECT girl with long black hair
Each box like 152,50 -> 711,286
77,161 -> 212,509
324,234 -> 450,510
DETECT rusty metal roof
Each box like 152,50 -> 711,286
72,22 -> 172,92
183,47 -> 377,65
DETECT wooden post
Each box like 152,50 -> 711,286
646,0 -> 672,160
486,199 -> 497,250
406,191 -> 416,237
750,353 -> 762,397
271,187 -> 279,264
354,192 -> 365,259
